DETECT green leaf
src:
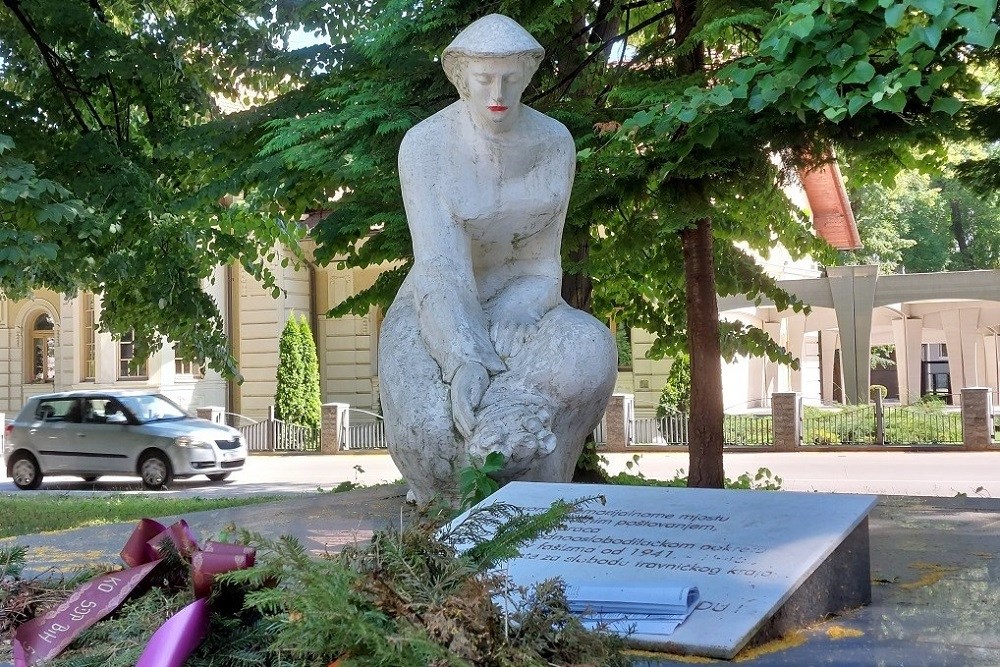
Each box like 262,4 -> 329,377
847,94 -> 870,116
884,3 -> 908,27
912,0 -> 943,13
823,106 -> 848,122
789,15 -> 816,39
964,21 -> 999,47
678,107 -> 698,123
709,87 -> 735,107
873,90 -> 907,112
931,96 -> 963,115
898,68 -> 922,89
482,451 -> 505,473
919,24 -> 943,48
694,123 -> 720,147
843,60 -> 876,84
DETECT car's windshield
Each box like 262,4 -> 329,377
116,394 -> 188,423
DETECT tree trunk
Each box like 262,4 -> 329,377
562,239 -> 592,312
949,198 -> 972,267
682,218 -> 725,487
672,0 -> 724,487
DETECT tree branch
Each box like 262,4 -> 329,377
86,0 -> 107,23
2,0 -> 117,137
527,6 -> 675,105
107,74 -> 125,144
3,0 -> 91,131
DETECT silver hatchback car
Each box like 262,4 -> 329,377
3,391 -> 247,490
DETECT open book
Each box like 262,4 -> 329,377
568,583 -> 700,636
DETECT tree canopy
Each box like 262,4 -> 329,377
849,156 -> 1000,273
3,0 -> 996,485
0,0 -> 322,376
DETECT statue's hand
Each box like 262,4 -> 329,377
490,319 -> 538,360
451,361 -> 490,439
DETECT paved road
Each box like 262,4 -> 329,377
3,449 -> 999,498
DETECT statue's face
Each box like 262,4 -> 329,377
464,56 -> 530,133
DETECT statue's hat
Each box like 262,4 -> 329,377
443,14 -> 544,62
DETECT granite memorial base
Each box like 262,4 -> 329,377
451,482 -> 877,660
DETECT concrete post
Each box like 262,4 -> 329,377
772,392 -> 801,452
944,309 -> 982,405
827,265 -> 879,404
604,393 -> 633,453
196,406 -> 225,423
321,402 -> 351,454
961,388 -> 993,451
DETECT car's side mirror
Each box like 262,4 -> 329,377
106,413 -> 127,424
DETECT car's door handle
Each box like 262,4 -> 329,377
77,433 -> 87,437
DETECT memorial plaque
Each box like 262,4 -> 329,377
451,481 -> 876,659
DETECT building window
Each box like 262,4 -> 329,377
118,331 -> 148,380
81,293 -> 95,381
29,312 -> 56,383
174,357 -> 203,378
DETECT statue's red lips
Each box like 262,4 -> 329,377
489,105 -> 508,112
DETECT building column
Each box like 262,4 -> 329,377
892,317 -> 923,405
984,334 -> 999,407
762,321 -> 781,402
942,308 -> 981,404
746,353 -> 765,409
827,265 -> 879,404
786,315 -> 807,393
820,331 -> 839,404
961,387 -> 993,451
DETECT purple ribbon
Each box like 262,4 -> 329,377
12,519 -> 255,667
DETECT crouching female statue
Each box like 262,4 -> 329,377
379,14 -> 618,506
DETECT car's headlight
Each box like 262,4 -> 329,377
175,436 -> 212,450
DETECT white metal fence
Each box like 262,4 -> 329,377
240,419 -> 319,452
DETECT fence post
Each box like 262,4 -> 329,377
195,406 -> 225,424
871,388 -> 885,447
603,393 -> 633,453
961,388 -> 993,451
771,392 -> 801,452
321,403 -> 351,454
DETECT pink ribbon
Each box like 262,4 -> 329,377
13,518 -> 255,667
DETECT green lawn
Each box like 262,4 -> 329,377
0,494 -> 285,538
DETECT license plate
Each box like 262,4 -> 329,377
223,452 -> 236,460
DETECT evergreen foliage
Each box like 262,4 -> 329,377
275,315 -> 305,425
658,355 -> 692,417
296,314 -> 323,431
274,314 -> 321,440
14,502 -> 624,667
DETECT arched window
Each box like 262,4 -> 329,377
29,312 -> 56,383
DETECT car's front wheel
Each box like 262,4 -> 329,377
139,452 -> 173,490
206,472 -> 231,482
81,476 -> 100,483
11,453 -> 43,490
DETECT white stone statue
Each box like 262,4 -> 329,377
379,14 -> 618,506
